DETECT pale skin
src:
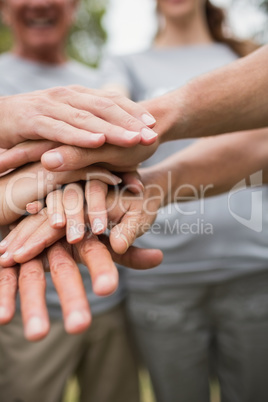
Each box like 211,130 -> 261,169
1,128 -> 268,341
2,128 -> 268,268
0,161 -> 162,340
0,0 -> 161,340
1,0 -> 268,341
0,44 -> 267,172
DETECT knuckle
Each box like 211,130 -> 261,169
0,271 -> 17,287
51,260 -> 72,276
73,110 -> 91,122
19,269 -> 45,282
51,120 -> 67,139
47,86 -> 72,98
105,90 -> 122,99
64,186 -> 81,202
94,96 -> 115,110
68,84 -> 84,91
122,115 -> 140,130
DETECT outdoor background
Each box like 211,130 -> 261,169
0,0 -> 267,401
0,0 -> 268,65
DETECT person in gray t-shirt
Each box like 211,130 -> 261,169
0,1 -> 139,402
101,1 -> 268,401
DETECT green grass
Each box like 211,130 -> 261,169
63,373 -> 220,402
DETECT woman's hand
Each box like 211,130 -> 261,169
0,86 -> 157,150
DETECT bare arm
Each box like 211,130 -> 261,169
144,45 -> 268,142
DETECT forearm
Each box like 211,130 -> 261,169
141,128 -> 268,203
144,45 -> 268,142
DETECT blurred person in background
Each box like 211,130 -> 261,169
0,1 -> 140,401
101,1 -> 268,401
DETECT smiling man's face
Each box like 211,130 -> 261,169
2,0 -> 77,59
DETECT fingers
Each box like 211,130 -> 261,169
0,140 -> 58,174
64,86 -> 158,145
109,215 -> 142,254
26,200 -> 44,214
0,212 -> 65,266
41,141 -> 158,172
31,115 -> 106,148
30,88 -> 157,147
99,235 -> 163,269
0,265 -> 18,324
69,86 -> 158,139
47,241 -> 91,334
19,258 -> 50,341
120,171 -> 144,194
75,233 -> 118,297
0,211 -> 49,267
46,189 -> 65,227
63,183 -> 85,243
85,180 -> 108,235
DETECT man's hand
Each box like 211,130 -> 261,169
0,236 -> 163,342
0,139 -> 159,174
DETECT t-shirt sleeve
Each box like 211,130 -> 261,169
99,55 -> 134,97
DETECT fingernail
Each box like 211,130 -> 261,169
92,133 -> 105,142
25,317 -> 44,339
0,240 -> 7,248
124,130 -> 140,140
92,218 -> 105,234
0,306 -> 7,320
111,175 -> 122,184
141,128 -> 158,140
94,275 -> 116,293
26,202 -> 39,214
42,151 -> 64,169
65,311 -> 89,332
0,251 -> 9,259
135,180 -> 145,193
13,247 -> 24,256
141,113 -> 156,126
68,226 -> 83,242
52,213 -> 64,226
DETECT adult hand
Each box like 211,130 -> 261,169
0,236 -> 163,341
0,86 -> 157,150
0,167 -> 166,266
0,161 -> 121,225
0,139 -> 159,173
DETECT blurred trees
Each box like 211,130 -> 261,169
0,0 -> 108,67
232,0 -> 268,43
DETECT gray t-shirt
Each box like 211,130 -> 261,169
0,53 -> 124,317
101,44 -> 268,288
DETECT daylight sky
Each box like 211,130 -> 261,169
103,0 -> 266,54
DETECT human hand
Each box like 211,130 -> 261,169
0,236 -> 162,341
0,86 -> 157,150
0,137 -> 159,174
0,168 -> 166,266
0,161 -> 121,225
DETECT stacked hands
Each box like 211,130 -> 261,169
0,86 -> 164,341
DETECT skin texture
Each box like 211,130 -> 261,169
0,44 -> 266,173
0,0 -> 158,340
0,237 -> 163,341
2,127 -> 268,268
